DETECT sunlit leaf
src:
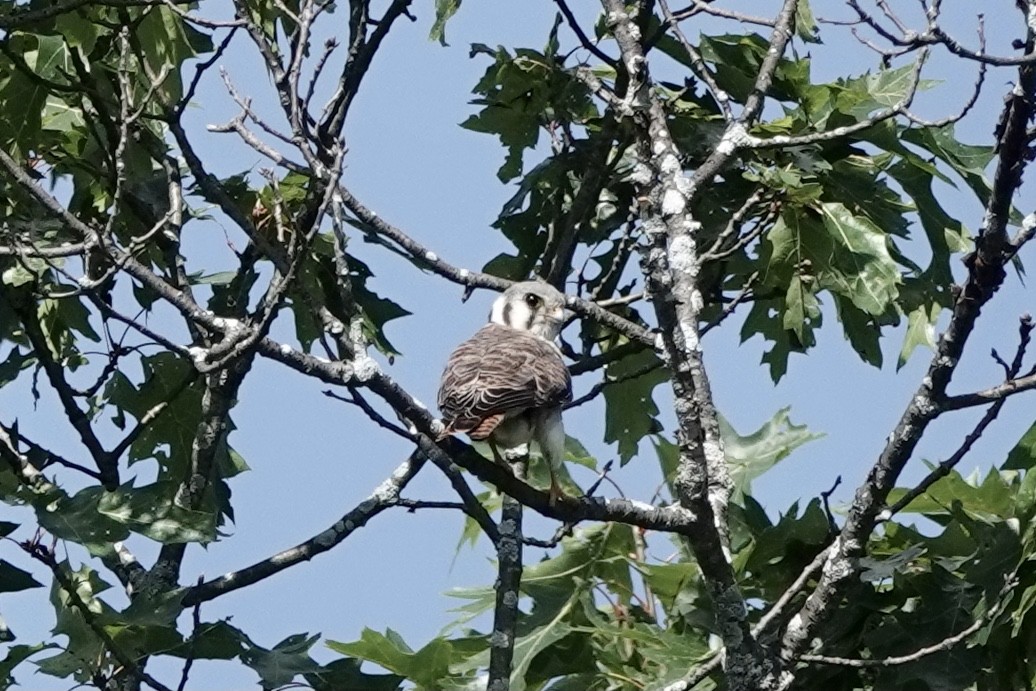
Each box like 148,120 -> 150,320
721,408 -> 823,501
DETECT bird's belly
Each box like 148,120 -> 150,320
490,412 -> 534,449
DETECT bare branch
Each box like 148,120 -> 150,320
568,340 -> 645,376
182,453 -> 426,606
552,0 -> 617,65
700,272 -> 759,336
3,422 -> 103,480
0,424 -> 59,494
940,369 -> 1036,410
671,0 -> 776,27
335,184 -> 657,347
110,371 -> 198,462
176,577 -> 204,691
565,358 -> 663,409
323,388 -> 416,440
659,0 -> 734,120
319,0 -> 416,143
885,315 -> 1035,517
0,239 -> 91,258
523,460 -> 615,548
543,119 -> 621,287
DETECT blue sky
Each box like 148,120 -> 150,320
3,1 -> 1034,688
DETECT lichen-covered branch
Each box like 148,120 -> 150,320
598,0 -> 802,686
487,461 -> 525,691
778,32 -> 1036,671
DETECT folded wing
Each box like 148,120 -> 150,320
438,323 -> 571,439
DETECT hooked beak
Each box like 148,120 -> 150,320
550,306 -> 565,323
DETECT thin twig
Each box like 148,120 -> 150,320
801,570 -> 1018,668
176,577 -> 204,691
553,0 -> 616,65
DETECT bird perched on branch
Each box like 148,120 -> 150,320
438,281 -> 572,505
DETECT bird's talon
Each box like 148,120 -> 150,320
548,479 -> 567,507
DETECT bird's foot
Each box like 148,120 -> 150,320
548,476 -> 568,506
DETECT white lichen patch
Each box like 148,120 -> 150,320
662,189 -> 686,216
211,316 -> 241,331
667,234 -> 698,274
631,162 -> 653,185
188,346 -> 209,365
717,123 -> 751,154
703,438 -> 725,464
629,499 -> 656,512
911,393 -> 936,416
352,354 -> 380,382
113,542 -> 138,566
660,153 -> 681,175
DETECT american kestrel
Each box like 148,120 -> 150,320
438,281 -> 573,505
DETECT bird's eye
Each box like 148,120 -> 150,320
524,293 -> 541,308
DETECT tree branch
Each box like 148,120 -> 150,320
335,184 -> 657,347
599,1 -> 800,686
21,541 -> 176,691
885,316 -> 1035,518
7,295 -> 118,489
800,569 -> 1017,668
182,452 -> 426,606
778,39 -> 1036,670
487,460 -> 525,691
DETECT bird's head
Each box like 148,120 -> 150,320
490,281 -> 566,341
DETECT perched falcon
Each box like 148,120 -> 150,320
438,281 -> 572,505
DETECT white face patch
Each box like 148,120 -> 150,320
510,300 -> 534,331
489,295 -> 506,325
491,295 -> 533,331
489,281 -> 568,340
